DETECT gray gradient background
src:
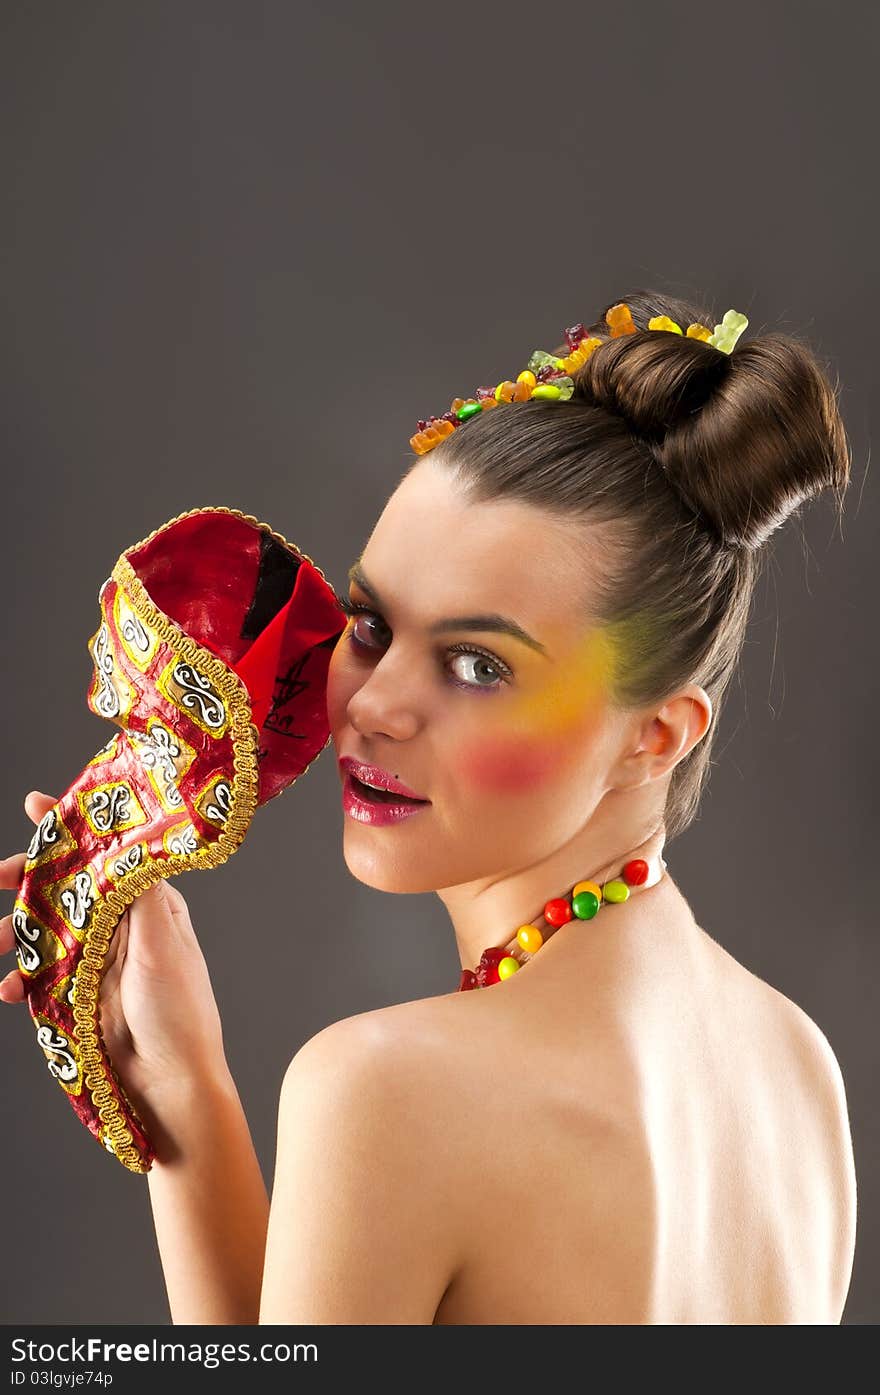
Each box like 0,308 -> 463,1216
1,1 -> 876,1325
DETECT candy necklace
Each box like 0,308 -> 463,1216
457,853 -> 667,991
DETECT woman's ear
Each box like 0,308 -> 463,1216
608,687 -> 713,790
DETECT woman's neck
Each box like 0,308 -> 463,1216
437,785 -> 670,974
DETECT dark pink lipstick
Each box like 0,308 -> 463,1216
339,756 -> 431,826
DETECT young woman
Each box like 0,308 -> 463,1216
0,289 -> 858,1324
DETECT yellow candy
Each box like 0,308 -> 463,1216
498,956 -> 520,979
560,336 -> 603,373
686,323 -> 713,341
572,880 -> 602,900
517,370 -> 537,386
516,925 -> 544,954
495,381 -> 517,402
531,383 -> 562,400
707,309 -> 748,354
648,315 -> 683,335
602,879 -> 630,903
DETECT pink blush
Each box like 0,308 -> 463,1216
453,731 -> 571,795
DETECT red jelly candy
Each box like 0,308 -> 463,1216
459,969 -> 478,991
476,963 -> 501,987
622,858 -> 649,885
473,945 -> 506,988
479,946 -> 507,967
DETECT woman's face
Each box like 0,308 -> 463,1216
326,462 -> 628,893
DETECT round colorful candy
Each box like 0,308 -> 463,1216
572,879 -> 602,900
543,897 -> 572,927
498,957 -> 520,980
571,890 -> 600,919
622,858 -> 649,885
602,879 -> 630,903
516,925 -> 544,954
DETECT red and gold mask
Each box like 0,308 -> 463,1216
13,506 -> 346,1173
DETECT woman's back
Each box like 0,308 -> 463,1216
427,887 -> 856,1324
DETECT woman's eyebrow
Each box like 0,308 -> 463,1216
347,563 -> 550,658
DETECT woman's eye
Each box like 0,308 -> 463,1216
446,649 -> 507,690
339,602 -> 391,649
337,596 -> 511,691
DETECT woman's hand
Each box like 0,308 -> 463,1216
0,790 -> 232,1150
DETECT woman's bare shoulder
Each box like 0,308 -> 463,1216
285,991 -> 492,1213
272,994 -> 476,1320
722,948 -> 857,1270
734,958 -> 851,1111
289,988 -> 474,1091
699,924 -> 850,1093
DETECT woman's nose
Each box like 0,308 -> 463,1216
346,657 -> 422,741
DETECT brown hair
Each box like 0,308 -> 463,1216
416,288 -> 852,843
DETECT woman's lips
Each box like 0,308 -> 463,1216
342,771 -> 431,825
339,756 -> 428,800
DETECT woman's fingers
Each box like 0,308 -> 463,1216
0,911 -> 14,954
0,967 -> 25,1003
0,792 -> 60,1005
0,793 -> 58,887
24,791 -> 57,825
0,870 -> 24,1004
0,853 -> 26,891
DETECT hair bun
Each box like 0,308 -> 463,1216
567,293 -> 851,552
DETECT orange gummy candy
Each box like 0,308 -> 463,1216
410,420 -> 451,455
605,303 -> 638,337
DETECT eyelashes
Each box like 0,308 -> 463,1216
335,596 -> 512,693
